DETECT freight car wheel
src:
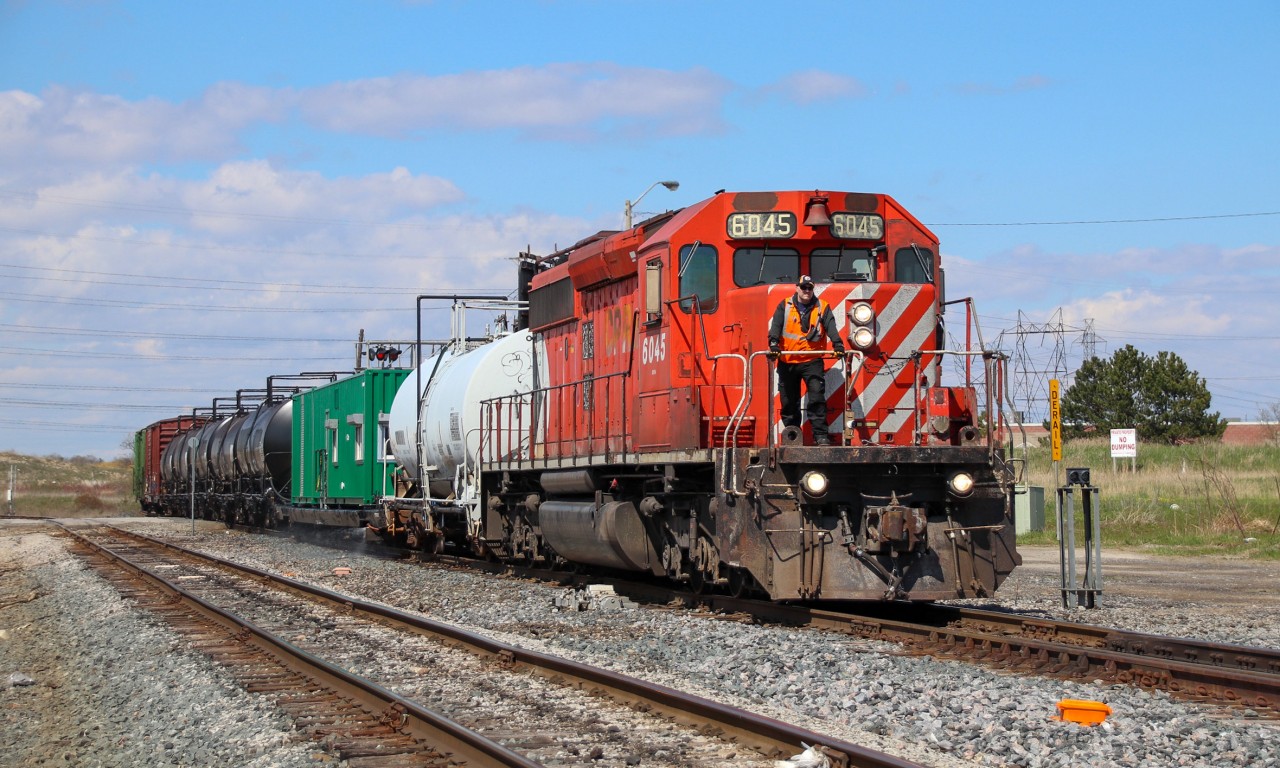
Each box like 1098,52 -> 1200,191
427,533 -> 445,555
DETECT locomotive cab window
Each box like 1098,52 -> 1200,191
894,246 -> 934,283
732,248 -> 800,287
677,243 -> 718,312
811,248 -> 874,282
644,259 -> 663,321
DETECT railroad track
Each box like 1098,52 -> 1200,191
231,519 -> 1280,717
60,522 -> 923,768
665,593 -> 1280,717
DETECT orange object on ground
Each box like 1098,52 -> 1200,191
1057,699 -> 1112,725
332,567 -> 352,576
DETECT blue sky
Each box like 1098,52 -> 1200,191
2,0 -> 1278,459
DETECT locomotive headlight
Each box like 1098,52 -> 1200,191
851,302 -> 875,326
800,471 -> 829,497
851,326 -> 876,350
948,471 -> 975,497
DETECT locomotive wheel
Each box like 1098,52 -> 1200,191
688,565 -> 708,595
728,567 -> 751,599
687,537 -> 718,595
509,518 -> 535,566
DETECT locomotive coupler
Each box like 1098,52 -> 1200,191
862,492 -> 928,554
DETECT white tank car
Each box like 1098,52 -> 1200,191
388,330 -> 538,507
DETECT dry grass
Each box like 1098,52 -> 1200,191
1,451 -> 136,518
1016,437 -> 1280,557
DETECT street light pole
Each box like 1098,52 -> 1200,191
625,180 -> 679,229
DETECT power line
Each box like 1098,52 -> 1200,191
0,419 -> 137,433
0,190 -> 440,231
0,269 -> 416,296
0,262 -> 439,294
1,323 -> 353,344
0,290 -> 419,313
0,382 -> 221,393
0,345 -> 350,362
931,211 -> 1280,227
0,224 -> 428,262
8,188 -> 1277,230
0,398 -> 194,411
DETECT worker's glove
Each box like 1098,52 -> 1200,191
832,347 -> 846,358
768,344 -> 780,358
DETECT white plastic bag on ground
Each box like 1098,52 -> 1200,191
774,744 -> 830,768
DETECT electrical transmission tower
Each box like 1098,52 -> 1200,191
995,311 -> 1107,424
997,310 -> 1069,424
1080,318 -> 1099,362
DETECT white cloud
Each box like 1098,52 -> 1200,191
755,70 -> 870,105
179,160 -> 464,236
0,87 -> 270,179
295,64 -> 731,140
1059,288 -> 1232,336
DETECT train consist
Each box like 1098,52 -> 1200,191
136,189 -> 1021,601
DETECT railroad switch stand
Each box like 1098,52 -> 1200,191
1057,468 -> 1102,609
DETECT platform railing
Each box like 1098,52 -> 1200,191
480,371 -> 631,469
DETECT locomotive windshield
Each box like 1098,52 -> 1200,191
894,246 -> 934,283
732,248 -> 799,286
810,248 -> 873,282
734,247 -> 879,286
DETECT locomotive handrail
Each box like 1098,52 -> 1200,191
665,292 -> 714,359
480,371 -> 630,469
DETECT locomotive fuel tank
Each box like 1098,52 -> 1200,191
388,331 -> 536,497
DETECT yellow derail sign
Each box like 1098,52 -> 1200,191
1049,379 -> 1062,462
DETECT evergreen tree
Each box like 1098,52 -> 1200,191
1058,344 -> 1225,443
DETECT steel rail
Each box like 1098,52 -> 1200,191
230,525 -> 1280,716
934,604 -> 1280,679
680,593 -> 1280,715
101,524 -> 926,768
62,523 -> 543,768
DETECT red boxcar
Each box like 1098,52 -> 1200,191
134,416 -> 208,514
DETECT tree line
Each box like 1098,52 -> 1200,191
1053,344 -> 1226,444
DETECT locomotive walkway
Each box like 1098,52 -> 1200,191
59,521 -> 925,768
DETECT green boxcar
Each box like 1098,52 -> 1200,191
292,368 -> 412,507
132,429 -> 145,504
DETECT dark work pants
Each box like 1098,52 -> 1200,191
777,359 -> 828,439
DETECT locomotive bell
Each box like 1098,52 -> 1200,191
803,195 -> 832,227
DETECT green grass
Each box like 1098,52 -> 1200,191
1014,436 -> 1280,559
0,451 -> 137,517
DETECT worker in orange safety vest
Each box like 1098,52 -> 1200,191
767,275 -> 845,445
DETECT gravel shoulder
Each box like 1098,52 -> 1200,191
0,523 -> 329,768
5,516 -> 1280,768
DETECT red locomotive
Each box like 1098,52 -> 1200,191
478,189 -> 1020,601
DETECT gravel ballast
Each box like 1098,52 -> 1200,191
0,527 -> 327,768
6,517 -> 1280,768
